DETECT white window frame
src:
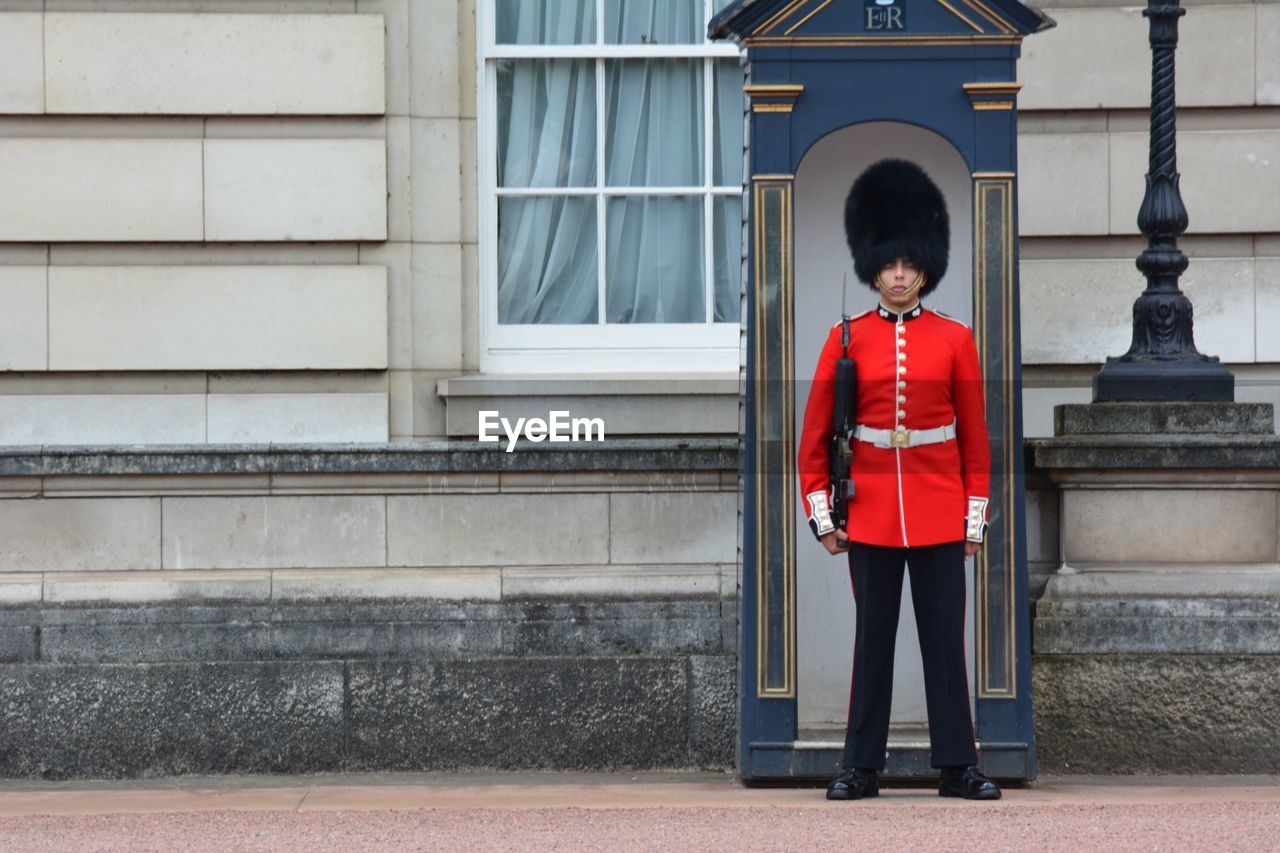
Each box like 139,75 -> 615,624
477,0 -> 745,373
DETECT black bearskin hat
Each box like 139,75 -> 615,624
843,158 -> 949,297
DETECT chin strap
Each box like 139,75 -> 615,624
875,270 -> 926,297
965,497 -> 989,544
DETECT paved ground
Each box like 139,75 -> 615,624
1,772 -> 1278,851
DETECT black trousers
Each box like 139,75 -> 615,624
841,540 -> 979,771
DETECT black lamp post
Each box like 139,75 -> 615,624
1093,0 -> 1234,402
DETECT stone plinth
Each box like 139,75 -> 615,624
1029,401 -> 1280,773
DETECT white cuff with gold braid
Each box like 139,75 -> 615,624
965,496 -> 989,543
806,491 -> 835,537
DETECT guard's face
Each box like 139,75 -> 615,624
877,257 -> 924,308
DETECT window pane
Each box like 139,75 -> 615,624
606,0 -> 700,44
496,0 -> 595,45
606,196 -> 704,323
498,196 -> 598,324
713,59 -> 745,187
605,60 -> 703,187
713,196 -> 742,322
497,60 -> 596,188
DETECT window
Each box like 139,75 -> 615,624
479,0 -> 744,372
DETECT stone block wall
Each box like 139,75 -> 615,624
4,2 -> 1277,443
3,1 -> 1277,439
0,0 -> 473,443
0,443 -> 739,778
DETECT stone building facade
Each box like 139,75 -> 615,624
0,0 -> 1277,777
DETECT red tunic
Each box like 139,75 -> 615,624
798,303 -> 992,548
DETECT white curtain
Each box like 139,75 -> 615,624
605,195 -> 704,323
496,0 -> 594,44
713,196 -> 742,322
713,57 -> 744,322
496,0 -> 741,326
497,53 -> 598,324
606,0 -> 700,44
602,53 -> 703,323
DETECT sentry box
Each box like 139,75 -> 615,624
709,0 -> 1053,783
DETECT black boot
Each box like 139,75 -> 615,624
826,767 -> 880,800
938,764 -> 1001,800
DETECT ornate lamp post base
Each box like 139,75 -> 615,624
1094,357 -> 1234,402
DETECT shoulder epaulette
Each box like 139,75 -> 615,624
927,307 -> 970,329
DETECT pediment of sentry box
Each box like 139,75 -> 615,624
708,0 -> 1050,42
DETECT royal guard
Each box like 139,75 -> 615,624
797,158 -> 1000,801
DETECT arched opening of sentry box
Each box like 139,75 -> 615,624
793,121 -> 975,762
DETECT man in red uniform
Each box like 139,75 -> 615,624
797,159 -> 1000,801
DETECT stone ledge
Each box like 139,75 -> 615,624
0,566 -> 735,609
43,570 -> 273,606
1030,434 -> 1280,470
1036,615 -> 1280,654
0,576 -> 41,607
1,470 -> 739,498
0,597 -> 732,664
436,375 -> 741,438
1042,566 -> 1280,598
0,439 -> 739,477
437,374 -> 738,396
1035,568 -> 1280,654
501,565 -> 727,600
1054,402 -> 1275,436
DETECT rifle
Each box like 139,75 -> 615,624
828,274 -> 858,549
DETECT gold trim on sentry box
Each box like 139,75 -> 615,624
962,0 -> 1018,34
784,0 -> 834,35
752,175 -> 797,699
747,35 -> 1022,47
937,0 -> 987,33
963,82 -> 1024,94
971,174 -> 1017,699
753,0 -> 810,35
743,84 -> 806,96
745,84 -> 804,114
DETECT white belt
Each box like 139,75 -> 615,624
854,419 -> 956,449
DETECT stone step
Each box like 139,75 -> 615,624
1054,401 -> 1275,437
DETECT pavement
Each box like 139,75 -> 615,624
1,771 -> 1279,851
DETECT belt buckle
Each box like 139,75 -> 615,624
890,428 -> 910,448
